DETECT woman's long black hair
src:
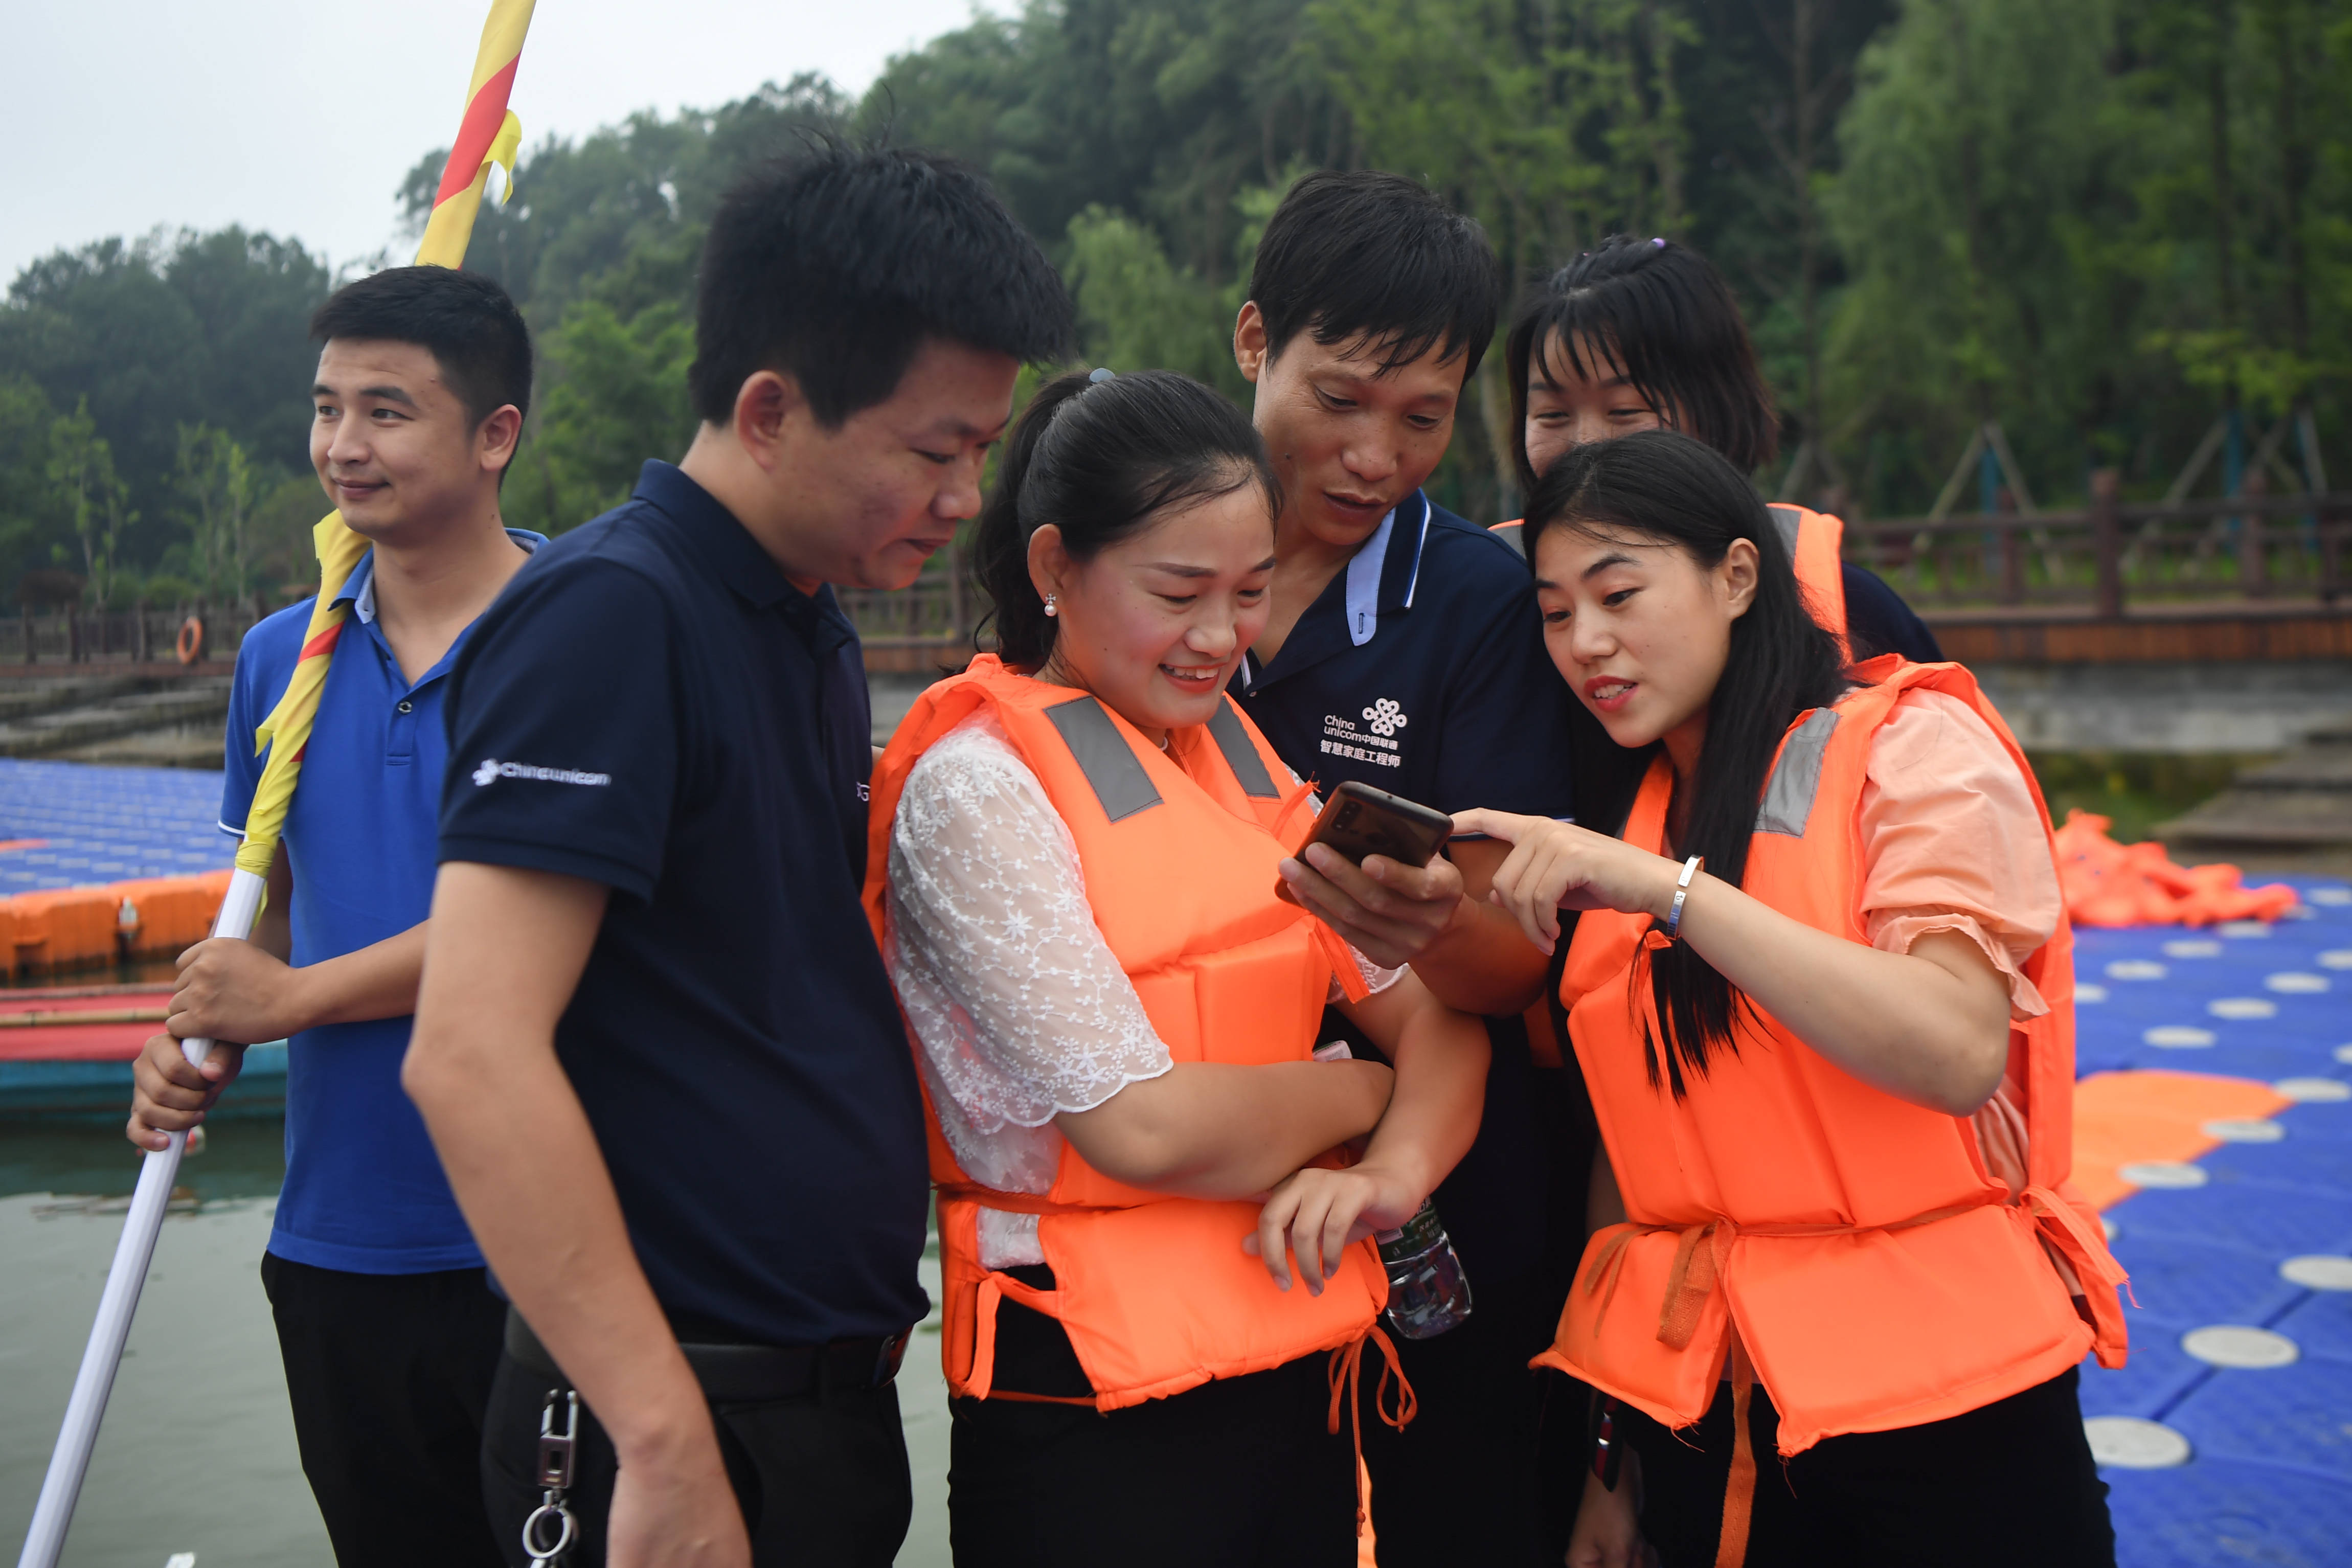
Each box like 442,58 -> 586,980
1525,430 -> 1847,1095
1504,236 -> 1779,494
973,369 -> 1281,667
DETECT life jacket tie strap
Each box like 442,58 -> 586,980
1326,1324 -> 1416,1535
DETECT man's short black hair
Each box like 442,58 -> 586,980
309,266 -> 533,430
689,144 -> 1075,426
1247,171 -> 1501,381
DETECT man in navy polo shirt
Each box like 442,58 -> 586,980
404,147 -> 1072,1568
1229,170 -> 1589,1565
127,266 -> 540,1565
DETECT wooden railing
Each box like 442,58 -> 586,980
833,541 -> 979,661
5,605 -> 268,666
1842,480 -> 2352,617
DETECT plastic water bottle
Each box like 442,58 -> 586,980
1377,1201 -> 1474,1339
1308,1041 -> 1475,1339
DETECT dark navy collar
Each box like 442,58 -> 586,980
631,460 -> 857,657
1240,489 -> 1435,691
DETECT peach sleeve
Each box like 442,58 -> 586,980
1858,689 -> 2060,1021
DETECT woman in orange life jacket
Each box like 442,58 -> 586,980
1448,431 -> 2125,1568
861,368 -> 1490,1567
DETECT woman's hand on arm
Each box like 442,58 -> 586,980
1250,972 -> 1490,1295
405,862 -> 750,1568
1457,809 -> 2012,1117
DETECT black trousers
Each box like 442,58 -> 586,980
1625,1366 -> 2116,1568
945,1280 -> 1357,1567
1356,1056 -> 1599,1567
1354,1261 -> 1589,1566
480,1348 -> 912,1567
259,1252 -> 508,1568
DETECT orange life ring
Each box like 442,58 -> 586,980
175,616 -> 203,665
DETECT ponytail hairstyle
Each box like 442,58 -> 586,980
974,369 -> 1281,667
1505,236 -> 1778,494
1524,430 -> 1846,1095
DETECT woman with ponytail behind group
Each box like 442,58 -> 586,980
859,368 -> 1489,1566
1395,430 -> 2125,1566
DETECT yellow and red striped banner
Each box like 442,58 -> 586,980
238,0 -> 535,879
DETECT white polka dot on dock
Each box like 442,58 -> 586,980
2208,997 -> 2278,1020
2280,1256 -> 2352,1290
2145,1026 -> 2217,1049
2181,1325 -> 2299,1368
2119,1161 -> 2208,1189
2084,1417 -> 2191,1469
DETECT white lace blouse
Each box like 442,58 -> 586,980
881,709 -> 1398,1268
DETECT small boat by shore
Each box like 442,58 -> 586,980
0,984 -> 284,1119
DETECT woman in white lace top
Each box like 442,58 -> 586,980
873,370 -> 1488,1566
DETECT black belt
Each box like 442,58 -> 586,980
505,1308 -> 910,1403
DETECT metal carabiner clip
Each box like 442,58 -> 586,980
524,1389 -> 580,1566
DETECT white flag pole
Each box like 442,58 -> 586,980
16,866 -> 268,1568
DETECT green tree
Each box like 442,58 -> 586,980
0,375 -> 63,597
1822,0 -> 2135,510
173,424 -> 269,603
508,300 -> 697,535
47,400 -> 133,605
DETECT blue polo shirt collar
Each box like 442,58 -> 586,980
334,528 -> 547,629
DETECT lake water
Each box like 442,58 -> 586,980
0,1119 -> 954,1567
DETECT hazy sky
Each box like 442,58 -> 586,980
2,0 -> 1001,286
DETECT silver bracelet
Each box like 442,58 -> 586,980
1664,855 -> 1704,940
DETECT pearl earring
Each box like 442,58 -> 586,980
1044,595 -> 1058,617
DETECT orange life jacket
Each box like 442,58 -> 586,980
1497,508 -> 1849,649
1533,657 -> 2127,1555
1765,503 -> 1847,650
861,655 -> 1390,1412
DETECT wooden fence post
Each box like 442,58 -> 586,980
2091,469 -> 2123,619
1998,522 -> 2024,605
2323,503 -> 2346,604
2238,470 -> 2270,598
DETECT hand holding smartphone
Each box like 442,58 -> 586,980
1280,780 -> 1452,897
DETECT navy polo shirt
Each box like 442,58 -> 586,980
1234,491 -> 1578,1285
437,461 -> 930,1347
221,528 -> 544,1274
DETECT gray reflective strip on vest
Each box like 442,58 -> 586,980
1767,504 -> 1803,561
1754,709 -> 1840,837
1207,698 -> 1279,798
1493,521 -> 1528,563
1044,696 -> 1163,822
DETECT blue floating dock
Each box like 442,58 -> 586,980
0,758 -> 233,891
2074,878 -> 2352,1566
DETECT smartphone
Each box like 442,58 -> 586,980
1292,780 -> 1453,874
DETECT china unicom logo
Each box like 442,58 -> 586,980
471,758 -> 612,788
1363,698 -> 1409,738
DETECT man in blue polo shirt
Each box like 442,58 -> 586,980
403,147 -> 1072,1567
127,266 -> 540,1565
1228,170 -> 1590,1565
